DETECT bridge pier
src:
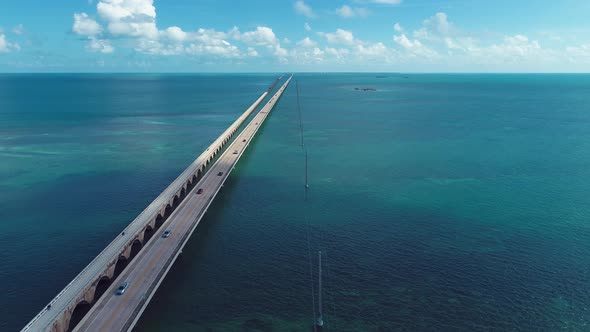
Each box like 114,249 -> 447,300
22,76 -> 286,332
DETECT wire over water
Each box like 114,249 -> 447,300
298,79 -> 317,332
296,80 -> 305,149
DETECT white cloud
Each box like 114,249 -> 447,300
97,0 -> 155,21
289,39 -> 325,64
424,12 -> 454,36
74,0 -> 247,58
97,0 -> 158,39
487,35 -> 542,60
240,26 -> 280,47
566,44 -> 590,58
355,42 -> 390,58
247,47 -> 258,57
336,5 -> 368,18
239,26 -> 289,60
290,46 -> 325,64
12,24 -> 24,35
319,29 -> 356,45
161,26 -> 188,42
294,0 -> 315,18
86,38 -> 114,53
64,3 -> 590,71
73,13 -> 102,36
394,33 -> 438,59
336,5 -> 354,17
0,33 -> 20,53
185,42 -> 240,58
297,37 -> 318,48
366,0 -> 401,4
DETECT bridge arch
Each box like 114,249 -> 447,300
143,225 -> 154,244
180,187 -> 186,199
93,276 -> 112,303
68,300 -> 91,331
164,204 -> 173,218
155,214 -> 165,229
113,255 -> 128,278
173,195 -> 180,208
129,239 -> 142,260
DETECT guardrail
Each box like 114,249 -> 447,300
21,77 -> 281,332
123,74 -> 293,332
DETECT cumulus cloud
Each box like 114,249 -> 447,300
294,0 -> 315,18
97,0 -> 158,39
160,26 -> 188,42
487,35 -> 542,60
297,37 -> 318,48
64,3 -> 590,71
566,44 -> 590,58
394,33 -> 438,59
318,29 -> 357,45
366,0 -> 401,4
86,38 -> 114,53
0,33 -> 20,53
240,26 -> 280,47
336,5 -> 368,18
314,28 -> 395,64
12,24 -> 24,35
73,13 -> 102,36
424,12 -> 454,35
247,47 -> 258,57
72,0 -> 246,58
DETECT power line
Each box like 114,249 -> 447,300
296,80 -> 305,148
299,80 -> 317,332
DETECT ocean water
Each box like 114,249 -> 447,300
2,74 -> 590,331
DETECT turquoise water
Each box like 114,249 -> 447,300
2,74 -> 590,331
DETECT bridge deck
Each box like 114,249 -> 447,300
73,76 -> 292,332
21,76 -> 283,332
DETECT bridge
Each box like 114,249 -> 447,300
22,75 -> 292,332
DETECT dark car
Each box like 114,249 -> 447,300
162,230 -> 171,238
242,139 -> 246,142
196,188 -> 203,194
116,281 -> 129,295
217,171 -> 223,176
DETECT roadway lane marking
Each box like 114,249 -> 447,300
76,76 -> 292,332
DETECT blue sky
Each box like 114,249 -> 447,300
1,0 -> 589,72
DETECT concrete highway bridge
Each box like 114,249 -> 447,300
22,74 -> 292,332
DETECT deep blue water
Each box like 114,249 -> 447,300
2,74 -> 590,331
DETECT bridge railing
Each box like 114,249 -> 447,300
21,77 -> 281,332
121,75 -> 293,332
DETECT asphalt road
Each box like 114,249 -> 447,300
21,78 -> 276,332
73,76 -> 292,332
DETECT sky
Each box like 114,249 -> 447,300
1,0 -> 590,72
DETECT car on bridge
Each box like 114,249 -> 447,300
197,188 -> 203,194
233,150 -> 239,154
162,230 -> 171,238
116,281 -> 129,295
217,171 -> 224,176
